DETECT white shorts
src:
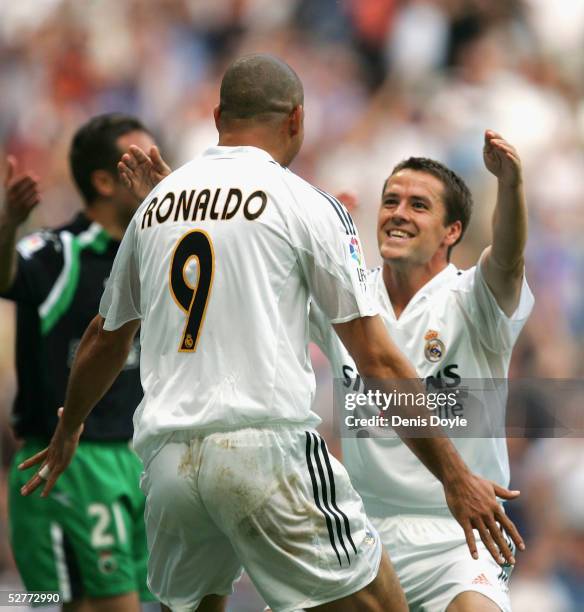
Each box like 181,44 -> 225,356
141,426 -> 381,612
372,514 -> 513,612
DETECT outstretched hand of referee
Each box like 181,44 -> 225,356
443,469 -> 524,566
18,407 -> 84,498
118,144 -> 171,200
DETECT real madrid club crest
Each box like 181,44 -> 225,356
424,329 -> 445,363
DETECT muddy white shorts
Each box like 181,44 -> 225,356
372,514 -> 513,612
141,426 -> 382,612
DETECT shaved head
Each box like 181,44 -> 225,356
219,54 -> 304,123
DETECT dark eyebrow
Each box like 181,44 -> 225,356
382,191 -> 399,200
382,192 -> 432,204
411,195 -> 431,204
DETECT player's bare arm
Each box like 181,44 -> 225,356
19,314 -> 140,497
118,144 -> 171,200
481,130 -> 527,316
333,314 -> 524,566
0,157 -> 40,292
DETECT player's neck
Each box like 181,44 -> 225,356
85,201 -> 126,241
383,258 -> 448,319
218,131 -> 289,165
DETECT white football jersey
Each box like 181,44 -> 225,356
310,262 -> 534,517
99,146 -> 376,462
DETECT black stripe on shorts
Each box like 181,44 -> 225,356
317,435 -> 357,556
305,432 -> 355,566
305,432 -> 341,565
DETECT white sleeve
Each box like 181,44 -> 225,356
309,301 -> 332,354
456,257 -> 534,352
287,185 -> 378,324
99,217 -> 141,330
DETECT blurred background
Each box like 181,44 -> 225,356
0,0 -> 583,610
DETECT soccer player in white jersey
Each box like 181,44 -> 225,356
19,56 -> 524,612
310,131 -> 534,612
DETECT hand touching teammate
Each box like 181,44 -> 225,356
118,144 -> 171,200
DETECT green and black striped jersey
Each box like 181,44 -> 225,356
2,213 -> 142,440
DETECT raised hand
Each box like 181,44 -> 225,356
2,156 -> 40,226
118,145 -> 172,201
444,471 -> 524,566
483,130 -> 522,187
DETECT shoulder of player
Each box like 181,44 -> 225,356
448,265 -> 478,292
288,173 -> 339,209
16,226 -> 65,259
16,214 -> 96,260
283,173 -> 355,229
417,265 -> 481,309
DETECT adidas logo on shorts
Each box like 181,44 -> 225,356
471,573 -> 492,586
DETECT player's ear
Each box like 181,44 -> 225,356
91,169 -> 116,198
213,105 -> 222,131
444,220 -> 462,247
287,105 -> 303,137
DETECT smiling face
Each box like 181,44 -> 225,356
377,169 -> 462,266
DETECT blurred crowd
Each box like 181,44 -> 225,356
0,1 -> 583,610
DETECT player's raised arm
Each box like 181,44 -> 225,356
333,315 -> 525,566
19,314 -> 140,497
0,157 -> 40,292
480,130 -> 527,316
118,144 -> 172,200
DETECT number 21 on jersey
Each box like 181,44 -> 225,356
169,230 -> 215,352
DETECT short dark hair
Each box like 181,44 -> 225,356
69,113 -> 151,205
384,157 -> 473,258
219,54 -> 303,123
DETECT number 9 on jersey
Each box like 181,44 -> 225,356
169,230 -> 215,352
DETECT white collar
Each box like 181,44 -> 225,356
374,263 -> 459,318
202,145 -> 277,164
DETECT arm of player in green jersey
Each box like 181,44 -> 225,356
118,144 -> 172,200
480,130 -> 527,316
0,157 -> 40,292
333,314 -> 525,567
19,314 -> 140,498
